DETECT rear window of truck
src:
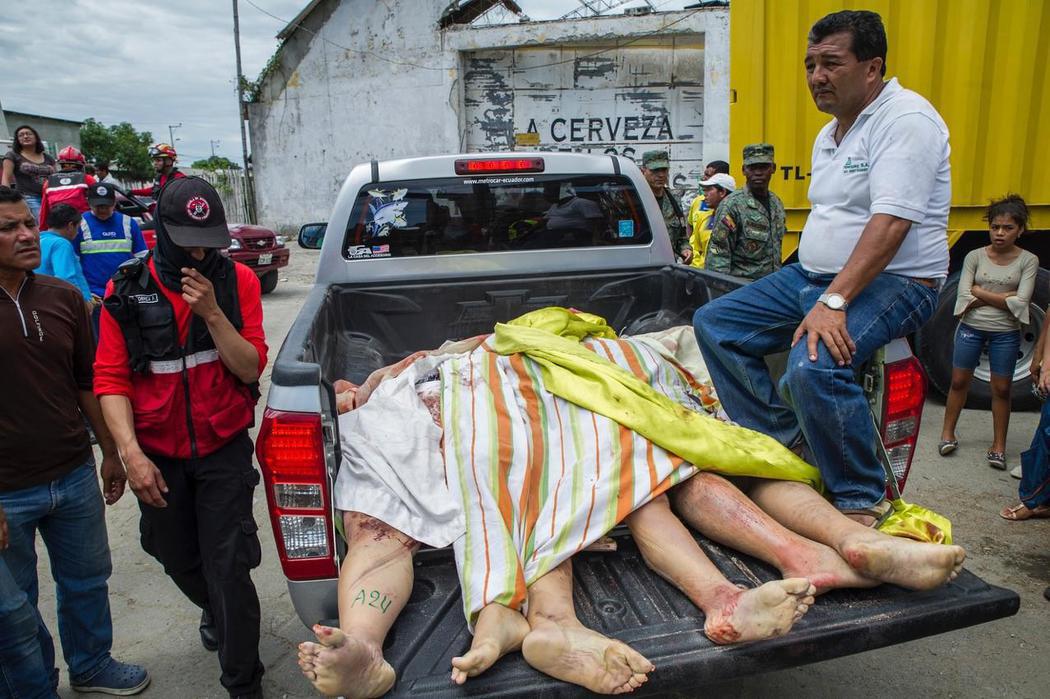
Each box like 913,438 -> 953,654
341,174 -> 652,260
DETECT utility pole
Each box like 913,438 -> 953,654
210,139 -> 221,158
232,0 -> 257,223
167,122 -> 182,145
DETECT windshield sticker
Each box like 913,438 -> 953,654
371,244 -> 390,258
618,219 -> 635,238
461,176 -> 536,185
347,245 -> 374,259
366,188 -> 409,237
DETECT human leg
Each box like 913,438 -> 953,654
987,330 -> 1021,458
746,479 -> 965,590
298,511 -> 418,697
0,554 -> 56,699
521,559 -> 654,694
450,603 -> 530,685
670,473 -> 876,593
0,480 -> 60,692
36,461 -> 117,684
780,274 -> 938,510
626,494 -> 815,643
191,433 -> 264,696
692,264 -> 808,447
940,369 -> 973,446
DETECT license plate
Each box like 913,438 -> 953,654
257,253 -> 272,265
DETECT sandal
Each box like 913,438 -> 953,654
938,440 -> 958,456
841,500 -> 894,528
999,502 -> 1050,521
987,451 -> 1007,470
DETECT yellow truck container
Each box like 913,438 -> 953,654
729,0 -> 1050,406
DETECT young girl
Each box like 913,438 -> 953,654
939,195 -> 1038,470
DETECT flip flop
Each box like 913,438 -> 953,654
999,503 -> 1050,521
987,451 -> 1007,470
938,440 -> 958,456
842,500 -> 894,528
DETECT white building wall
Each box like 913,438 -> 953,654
248,1 -> 729,229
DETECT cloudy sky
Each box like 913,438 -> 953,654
1,0 -> 690,166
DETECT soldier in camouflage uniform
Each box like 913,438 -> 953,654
640,150 -> 688,263
704,143 -> 786,279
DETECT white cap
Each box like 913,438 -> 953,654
698,173 -> 737,192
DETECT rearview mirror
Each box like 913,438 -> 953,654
298,222 -> 327,249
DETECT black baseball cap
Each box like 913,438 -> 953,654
156,176 -> 231,248
87,182 -> 116,205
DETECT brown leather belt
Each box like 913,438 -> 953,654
911,277 -> 938,288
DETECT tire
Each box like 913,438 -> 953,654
917,268 -> 1050,411
259,269 -> 279,295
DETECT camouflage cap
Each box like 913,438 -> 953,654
742,143 -> 775,166
641,150 -> 671,170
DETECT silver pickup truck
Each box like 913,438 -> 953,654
255,152 -> 1017,697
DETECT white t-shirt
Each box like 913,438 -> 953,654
798,78 -> 951,279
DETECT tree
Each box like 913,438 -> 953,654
191,155 -> 241,171
80,119 -> 154,181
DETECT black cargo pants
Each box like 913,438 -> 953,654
138,431 -> 264,695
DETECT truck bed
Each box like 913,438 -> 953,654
363,530 -> 1017,697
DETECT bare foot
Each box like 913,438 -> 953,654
841,534 -> 966,590
451,603 -> 531,685
298,624 -> 395,698
521,622 -> 654,694
781,540 -> 879,594
703,578 -> 816,644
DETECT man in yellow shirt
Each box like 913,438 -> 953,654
686,173 -> 736,268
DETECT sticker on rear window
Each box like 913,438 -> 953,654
371,244 -> 391,258
347,245 -> 373,259
618,219 -> 635,238
366,188 -> 409,238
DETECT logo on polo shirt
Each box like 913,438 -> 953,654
843,157 -> 870,174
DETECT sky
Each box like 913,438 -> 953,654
0,0 -> 689,166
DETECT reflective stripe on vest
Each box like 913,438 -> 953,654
79,215 -> 134,254
147,349 -> 221,375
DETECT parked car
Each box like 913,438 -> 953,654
115,189 -> 290,294
255,152 -> 1017,697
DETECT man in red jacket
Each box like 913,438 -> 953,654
130,143 -> 186,203
37,146 -> 97,229
95,177 -> 267,698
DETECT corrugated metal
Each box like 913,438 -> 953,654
730,0 -> 1050,234
463,37 -> 706,191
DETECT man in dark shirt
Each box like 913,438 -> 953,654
0,185 -> 149,695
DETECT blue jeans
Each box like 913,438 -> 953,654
0,460 -> 114,687
952,323 -> 1021,376
23,195 -> 41,221
0,556 -> 56,698
694,263 -> 938,509
1019,398 -> 1050,510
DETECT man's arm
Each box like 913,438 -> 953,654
54,239 -> 93,301
78,390 -> 126,505
792,213 -> 912,364
99,394 -> 168,508
703,202 -> 737,274
181,268 -> 261,383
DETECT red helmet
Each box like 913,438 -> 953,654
148,143 -> 178,160
57,146 -> 85,165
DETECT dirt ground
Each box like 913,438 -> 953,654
39,248 -> 1045,697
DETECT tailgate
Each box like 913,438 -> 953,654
367,529 -> 1017,697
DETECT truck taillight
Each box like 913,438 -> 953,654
880,357 -> 927,497
256,409 -> 338,581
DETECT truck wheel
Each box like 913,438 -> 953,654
917,269 -> 1049,411
259,270 -> 279,295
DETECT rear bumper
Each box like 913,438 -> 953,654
287,578 -> 339,628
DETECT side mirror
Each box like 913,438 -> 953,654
298,222 -> 327,249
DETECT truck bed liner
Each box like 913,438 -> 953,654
364,529 -> 1017,697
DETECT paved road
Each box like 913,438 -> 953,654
41,248 -> 1045,697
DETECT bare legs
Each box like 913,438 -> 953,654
670,473 -> 876,594
940,367 -> 973,445
625,494 -> 815,643
744,479 -> 966,590
298,512 -> 418,697
450,603 -> 530,685
522,560 -> 655,694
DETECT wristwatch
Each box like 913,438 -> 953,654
818,292 -> 848,311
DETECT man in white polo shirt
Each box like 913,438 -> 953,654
692,9 -> 949,524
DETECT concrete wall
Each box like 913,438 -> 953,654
247,0 -> 729,228
2,111 -> 83,156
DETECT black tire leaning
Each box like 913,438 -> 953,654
259,269 -> 279,295
917,268 -> 1050,411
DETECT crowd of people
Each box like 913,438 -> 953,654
2,7 -> 1048,699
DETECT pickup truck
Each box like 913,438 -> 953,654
254,152 -> 1018,696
